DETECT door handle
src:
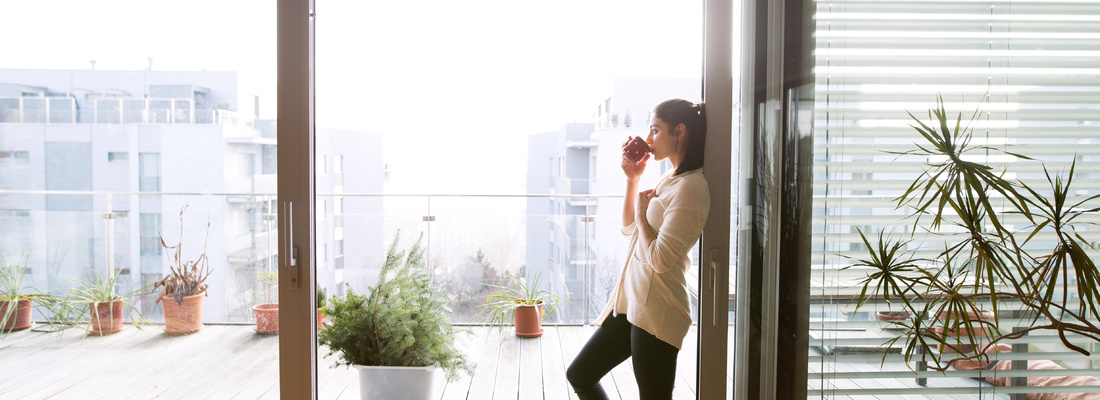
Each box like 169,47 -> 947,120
710,249 -> 719,326
283,201 -> 300,289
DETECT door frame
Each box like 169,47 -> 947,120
699,0 -> 735,399
278,0 -> 317,398
278,0 -> 741,398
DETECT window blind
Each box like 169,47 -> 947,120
810,1 -> 1100,398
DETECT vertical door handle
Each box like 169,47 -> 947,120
710,249 -> 720,326
283,201 -> 300,289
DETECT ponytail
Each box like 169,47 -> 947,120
653,98 -> 706,175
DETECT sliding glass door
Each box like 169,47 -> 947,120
280,0 -> 738,398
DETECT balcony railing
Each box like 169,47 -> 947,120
0,97 -> 253,126
0,189 -> 698,327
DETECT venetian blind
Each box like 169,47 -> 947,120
810,0 -> 1100,398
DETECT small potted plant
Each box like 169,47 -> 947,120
1,251 -> 35,332
251,270 -> 278,334
315,284 -> 326,329
876,310 -> 911,322
153,205 -> 213,335
318,233 -> 472,400
477,271 -> 563,338
70,268 -> 151,336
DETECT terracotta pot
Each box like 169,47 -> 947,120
253,303 -> 279,334
876,311 -> 911,322
932,310 -> 995,354
317,308 -> 324,329
161,292 -> 205,335
89,300 -> 125,336
513,303 -> 544,338
0,298 -> 33,332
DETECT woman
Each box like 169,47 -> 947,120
567,98 -> 710,400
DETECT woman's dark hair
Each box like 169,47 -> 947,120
653,98 -> 706,175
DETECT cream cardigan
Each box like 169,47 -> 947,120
595,168 -> 710,349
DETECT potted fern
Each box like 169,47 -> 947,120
153,205 -> 213,335
477,271 -> 562,337
319,233 -> 472,400
846,96 -> 1100,370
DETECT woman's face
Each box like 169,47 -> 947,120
646,116 -> 681,162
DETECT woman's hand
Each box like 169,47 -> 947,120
635,189 -> 658,251
621,140 -> 647,182
636,189 -> 655,223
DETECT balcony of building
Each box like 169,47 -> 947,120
0,97 -> 254,126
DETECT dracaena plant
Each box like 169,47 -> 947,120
845,96 -> 1100,371
153,205 -> 212,305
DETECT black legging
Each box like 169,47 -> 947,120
566,314 -> 680,400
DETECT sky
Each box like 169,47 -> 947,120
1,0 -> 704,194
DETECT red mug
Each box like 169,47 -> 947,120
622,136 -> 651,164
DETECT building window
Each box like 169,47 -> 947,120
139,153 -> 160,191
140,213 -> 161,256
333,155 -> 343,173
0,209 -> 31,217
108,152 -> 128,162
0,151 -> 30,161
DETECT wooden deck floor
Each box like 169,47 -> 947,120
0,323 -> 1000,399
0,324 -> 699,400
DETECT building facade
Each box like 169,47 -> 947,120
0,68 -> 382,322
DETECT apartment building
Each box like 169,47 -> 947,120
0,68 -> 382,322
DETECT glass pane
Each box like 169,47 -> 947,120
316,0 -> 704,398
810,1 -> 1100,398
0,0 -> 278,395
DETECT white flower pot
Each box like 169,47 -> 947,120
354,365 -> 437,400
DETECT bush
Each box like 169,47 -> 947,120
318,233 -> 473,382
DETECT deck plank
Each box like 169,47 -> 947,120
120,325 -> 249,399
539,326 -> 573,400
517,334 -> 543,400
13,326 -> 209,400
554,326 -> 586,400
316,344 -> 359,400
230,354 -> 281,400
85,329 -> 238,400
493,331 -> 523,400
320,363 -> 359,400
189,335 -> 280,400
465,327 -> 506,399
438,326 -> 487,400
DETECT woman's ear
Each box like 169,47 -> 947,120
674,122 -> 687,138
